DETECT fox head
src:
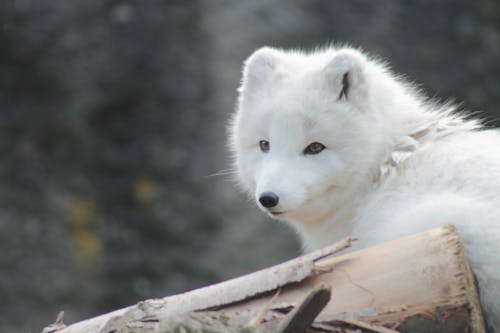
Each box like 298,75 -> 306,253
230,46 -> 396,229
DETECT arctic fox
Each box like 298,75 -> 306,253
230,46 -> 500,330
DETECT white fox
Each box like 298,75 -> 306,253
230,46 -> 500,330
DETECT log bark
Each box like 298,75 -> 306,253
43,225 -> 486,333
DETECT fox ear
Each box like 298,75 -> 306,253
325,50 -> 369,107
240,47 -> 282,93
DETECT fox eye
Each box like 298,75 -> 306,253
304,142 -> 325,155
259,140 -> 270,152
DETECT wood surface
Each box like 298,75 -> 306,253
43,225 -> 485,333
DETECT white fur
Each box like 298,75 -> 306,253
230,46 -> 500,330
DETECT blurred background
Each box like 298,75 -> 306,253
1,1 -> 500,332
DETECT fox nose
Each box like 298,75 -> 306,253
259,192 -> 279,208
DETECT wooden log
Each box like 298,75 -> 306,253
43,225 -> 485,333
222,225 -> 486,332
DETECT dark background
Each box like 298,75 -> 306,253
1,1 -> 500,332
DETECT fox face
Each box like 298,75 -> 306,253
231,47 -> 384,226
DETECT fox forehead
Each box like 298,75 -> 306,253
267,111 -> 311,147
240,87 -> 351,146
249,80 -> 342,121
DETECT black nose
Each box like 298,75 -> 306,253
259,192 -> 279,208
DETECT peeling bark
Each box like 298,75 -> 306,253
43,226 -> 486,333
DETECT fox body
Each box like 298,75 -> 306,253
230,46 -> 500,330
